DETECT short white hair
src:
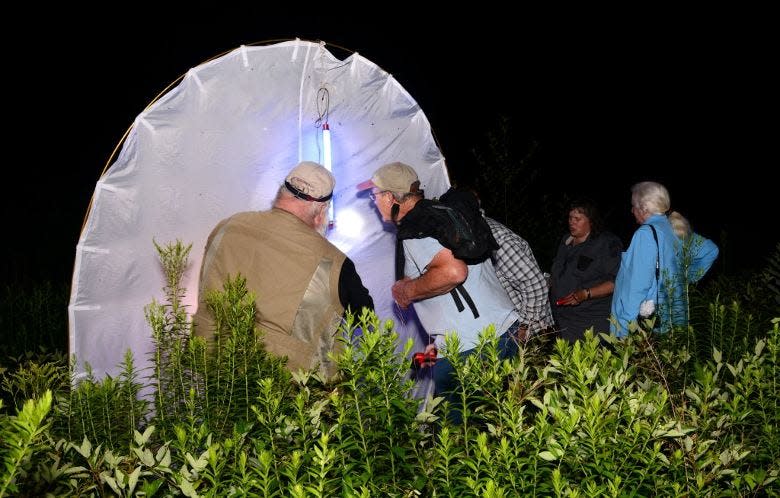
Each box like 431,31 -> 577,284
273,184 -> 330,226
631,181 -> 670,215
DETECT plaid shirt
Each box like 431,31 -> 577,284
485,217 -> 554,335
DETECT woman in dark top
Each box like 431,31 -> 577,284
550,200 -> 623,342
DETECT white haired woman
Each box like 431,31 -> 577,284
610,181 -> 682,337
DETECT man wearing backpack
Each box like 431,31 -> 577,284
359,162 -> 520,421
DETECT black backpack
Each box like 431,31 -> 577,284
395,187 -> 498,318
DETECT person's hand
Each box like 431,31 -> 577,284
516,325 -> 530,343
422,343 -> 438,367
392,277 -> 414,309
556,289 -> 588,306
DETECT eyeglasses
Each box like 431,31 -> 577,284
369,191 -> 385,202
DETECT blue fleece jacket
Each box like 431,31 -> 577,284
611,214 -> 681,336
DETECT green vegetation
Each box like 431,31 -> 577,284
1,241 -> 778,496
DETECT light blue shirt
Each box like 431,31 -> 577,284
403,237 -> 518,350
610,214 -> 681,337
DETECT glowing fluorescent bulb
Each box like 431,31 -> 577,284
322,123 -> 334,225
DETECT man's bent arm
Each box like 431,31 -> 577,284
392,248 -> 467,308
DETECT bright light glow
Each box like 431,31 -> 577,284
335,208 -> 364,237
327,207 -> 366,253
322,124 -> 334,224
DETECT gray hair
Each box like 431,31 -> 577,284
389,190 -> 424,204
631,181 -> 670,215
274,184 -> 330,224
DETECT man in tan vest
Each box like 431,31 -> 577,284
193,161 -> 373,377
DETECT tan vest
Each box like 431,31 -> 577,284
193,208 -> 346,377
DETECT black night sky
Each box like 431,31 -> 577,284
3,9 -> 775,288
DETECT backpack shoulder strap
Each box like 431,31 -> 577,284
644,224 -> 661,309
646,224 -> 660,280
395,200 -> 481,318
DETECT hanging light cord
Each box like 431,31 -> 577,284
316,87 -> 330,127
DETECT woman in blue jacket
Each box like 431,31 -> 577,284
611,182 -> 681,337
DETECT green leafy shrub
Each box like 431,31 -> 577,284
0,390 -> 52,497
3,320 -> 779,496
55,351 -> 148,454
2,240 -> 778,496
0,352 -> 68,412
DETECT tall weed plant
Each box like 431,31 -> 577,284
145,240 -> 291,443
55,351 -> 148,454
674,240 -> 780,367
